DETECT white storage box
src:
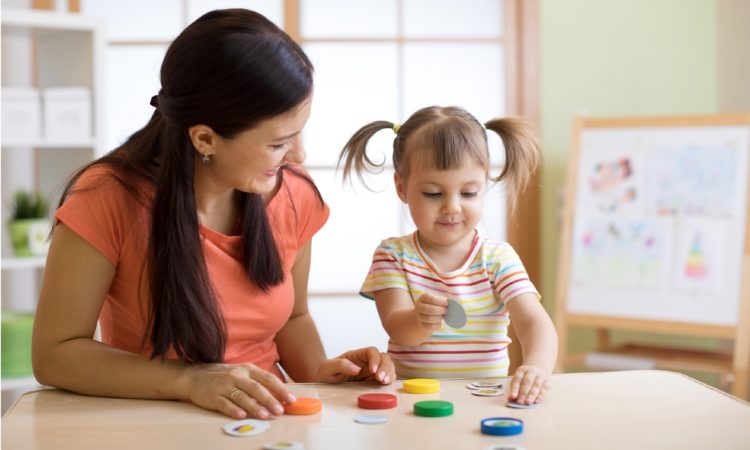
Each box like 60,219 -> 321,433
1,87 -> 41,143
43,87 -> 92,140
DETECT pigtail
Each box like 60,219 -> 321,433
484,117 -> 541,210
338,121 -> 394,188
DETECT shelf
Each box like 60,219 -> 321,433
1,257 -> 46,270
1,376 -> 40,391
2,138 -> 98,149
0,8 -> 100,31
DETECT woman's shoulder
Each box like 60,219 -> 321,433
72,163 -> 118,187
64,163 -> 152,211
279,164 -> 321,200
272,164 -> 329,244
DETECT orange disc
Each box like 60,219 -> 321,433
283,397 -> 322,415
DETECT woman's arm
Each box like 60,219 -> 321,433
274,241 -> 327,381
33,223 -> 192,398
33,223 -> 293,420
275,241 -> 395,384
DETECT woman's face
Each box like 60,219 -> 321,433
197,95 -> 313,195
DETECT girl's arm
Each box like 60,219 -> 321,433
33,223 -> 294,420
505,293 -> 558,404
275,242 -> 395,384
374,289 -> 448,346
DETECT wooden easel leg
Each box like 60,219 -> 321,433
596,328 -> 610,351
731,260 -> 750,400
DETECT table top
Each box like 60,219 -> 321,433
3,370 -> 749,450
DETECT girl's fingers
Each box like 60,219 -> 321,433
522,377 -> 544,404
509,373 -> 523,400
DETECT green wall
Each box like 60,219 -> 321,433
539,0 -> 719,359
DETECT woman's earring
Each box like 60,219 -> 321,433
202,153 -> 211,164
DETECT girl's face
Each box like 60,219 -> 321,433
395,154 -> 487,253
196,95 -> 312,195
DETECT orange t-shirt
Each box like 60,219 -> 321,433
56,165 -> 329,377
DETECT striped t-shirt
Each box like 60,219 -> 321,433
360,231 -> 539,379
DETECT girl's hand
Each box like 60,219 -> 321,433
508,364 -> 550,405
414,293 -> 449,332
183,363 -> 296,420
315,346 -> 395,385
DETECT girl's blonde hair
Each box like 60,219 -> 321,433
337,105 -> 540,210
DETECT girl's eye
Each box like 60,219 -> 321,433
422,192 -> 442,199
462,192 -> 479,198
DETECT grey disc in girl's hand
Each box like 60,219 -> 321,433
445,298 -> 467,328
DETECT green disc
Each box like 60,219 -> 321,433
414,400 -> 453,417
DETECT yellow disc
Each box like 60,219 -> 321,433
403,378 -> 440,394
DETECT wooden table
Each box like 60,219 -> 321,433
3,370 -> 750,449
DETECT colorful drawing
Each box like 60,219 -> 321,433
683,232 -> 707,279
645,145 -> 738,217
673,219 -> 724,295
586,156 -> 638,213
572,218 -> 666,288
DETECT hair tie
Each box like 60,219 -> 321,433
392,123 -> 401,134
481,123 -> 486,130
150,95 -> 159,108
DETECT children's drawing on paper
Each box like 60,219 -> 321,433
585,155 -> 638,214
673,219 -> 724,295
645,144 -> 738,217
572,218 -> 666,288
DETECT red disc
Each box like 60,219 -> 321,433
358,393 -> 397,410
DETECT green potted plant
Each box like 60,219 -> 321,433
8,190 -> 50,257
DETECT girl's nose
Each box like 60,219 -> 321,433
442,196 -> 461,214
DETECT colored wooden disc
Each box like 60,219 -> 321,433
414,400 -> 453,417
358,393 -> 398,409
403,378 -> 440,394
283,397 -> 322,415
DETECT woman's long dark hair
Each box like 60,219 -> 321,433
57,9 -> 316,363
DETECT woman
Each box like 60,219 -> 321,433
32,9 -> 394,421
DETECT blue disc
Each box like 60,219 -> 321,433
480,417 -> 524,436
354,414 -> 389,424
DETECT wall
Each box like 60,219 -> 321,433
718,0 -> 750,113
539,0 -> 722,357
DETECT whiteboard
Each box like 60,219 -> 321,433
566,123 -> 750,326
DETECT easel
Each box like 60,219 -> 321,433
555,114 -> 750,399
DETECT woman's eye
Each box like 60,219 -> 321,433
422,192 -> 442,199
271,142 -> 290,151
462,192 -> 479,198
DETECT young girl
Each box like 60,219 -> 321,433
338,106 -> 557,405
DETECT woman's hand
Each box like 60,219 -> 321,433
314,347 -> 395,385
507,364 -> 550,405
414,293 -> 449,332
183,363 -> 296,420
